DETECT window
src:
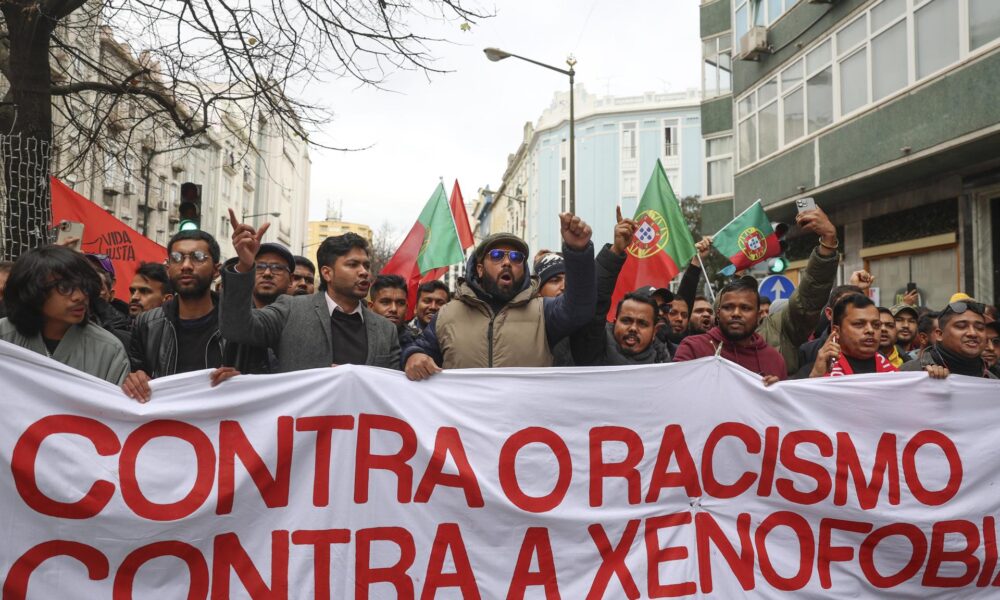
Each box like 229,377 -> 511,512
970,0 -> 1000,50
663,119 -> 679,157
916,0 -> 959,79
734,0 -> 799,42
621,123 -> 637,161
705,135 -> 734,197
736,0 -> 996,172
621,170 -> 638,198
702,34 -> 732,99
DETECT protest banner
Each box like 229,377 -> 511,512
1,340 -> 998,598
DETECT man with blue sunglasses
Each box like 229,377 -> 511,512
403,213 -> 595,380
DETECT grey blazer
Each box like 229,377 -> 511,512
219,268 -> 400,372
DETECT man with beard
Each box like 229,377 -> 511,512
877,306 -> 909,367
288,255 -> 316,296
568,210 -> 670,366
808,294 -> 915,377
221,211 -> 399,371
1,245 -> 130,384
983,320 -> 999,378
689,296 -> 714,335
124,231 -> 239,401
127,262 -> 173,318
901,300 -> 996,378
891,303 -> 919,352
403,213 -> 595,380
674,277 -> 786,385
252,243 -> 294,308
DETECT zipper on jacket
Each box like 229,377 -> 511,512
487,313 -> 497,368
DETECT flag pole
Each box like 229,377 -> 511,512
696,252 -> 716,303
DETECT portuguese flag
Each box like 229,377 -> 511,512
607,160 -> 696,320
381,183 -> 465,318
711,200 -> 781,271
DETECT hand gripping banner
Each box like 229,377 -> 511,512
1,340 -> 999,599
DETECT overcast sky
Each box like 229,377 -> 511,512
306,0 -> 702,237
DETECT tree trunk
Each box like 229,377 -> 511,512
0,2 -> 56,259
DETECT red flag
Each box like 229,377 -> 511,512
50,177 -> 167,301
450,180 -> 475,251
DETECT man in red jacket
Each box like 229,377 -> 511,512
674,277 -> 786,385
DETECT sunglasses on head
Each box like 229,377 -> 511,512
943,300 -> 985,316
486,249 -> 526,264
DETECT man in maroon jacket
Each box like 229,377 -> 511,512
674,277 -> 786,385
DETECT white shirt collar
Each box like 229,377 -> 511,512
324,292 -> 364,321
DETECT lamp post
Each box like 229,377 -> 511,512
485,47 -> 576,215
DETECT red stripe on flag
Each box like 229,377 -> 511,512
726,232 -> 782,271
380,222 -> 428,320
606,251 -> 682,322
450,181 -> 475,251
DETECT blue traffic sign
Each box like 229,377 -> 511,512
759,274 -> 795,302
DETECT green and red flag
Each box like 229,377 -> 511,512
711,200 -> 781,271
381,182 -> 465,318
449,180 -> 475,251
608,159 -> 696,320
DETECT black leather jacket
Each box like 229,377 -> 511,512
128,295 -> 226,378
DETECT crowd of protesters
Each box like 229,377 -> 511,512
0,202 -> 996,398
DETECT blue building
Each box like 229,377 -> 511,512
487,87 -> 703,254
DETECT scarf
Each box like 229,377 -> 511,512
603,324 -> 670,365
931,345 -> 987,378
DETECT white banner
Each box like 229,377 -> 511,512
1,340 -> 999,599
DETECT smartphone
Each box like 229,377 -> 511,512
55,220 -> 84,251
906,282 -> 917,293
795,197 -> 817,213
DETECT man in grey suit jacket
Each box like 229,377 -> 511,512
221,210 -> 400,372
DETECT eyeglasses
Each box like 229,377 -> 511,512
45,280 -> 81,296
255,262 -> 290,274
292,273 -> 315,285
486,249 -> 526,264
168,251 -> 212,265
942,300 -> 985,317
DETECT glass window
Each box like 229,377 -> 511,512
837,15 -> 867,55
758,77 -> 778,105
871,0 -> 906,31
739,117 -> 757,166
783,88 -> 805,144
807,40 -> 832,74
840,48 -> 868,115
738,94 -> 755,119
807,66 -> 833,133
664,121 -> 678,156
706,136 -> 734,197
708,158 -> 734,197
781,60 -> 803,92
707,136 -> 733,156
703,41 -> 719,98
915,0 -> 959,79
735,3 -> 749,41
758,102 -> 780,158
970,0 -> 1000,50
768,0 -> 782,24
621,123 -> 637,159
872,20 -> 908,100
719,51 -> 732,93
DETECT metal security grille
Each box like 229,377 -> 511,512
0,134 -> 53,260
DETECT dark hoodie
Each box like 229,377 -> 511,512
674,326 -> 787,380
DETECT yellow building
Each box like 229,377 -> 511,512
302,220 -> 373,257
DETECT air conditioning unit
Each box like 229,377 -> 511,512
738,26 -> 771,61
156,200 -> 168,211
103,182 -> 121,196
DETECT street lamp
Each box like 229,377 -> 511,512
484,47 -> 576,214
242,210 -> 281,221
